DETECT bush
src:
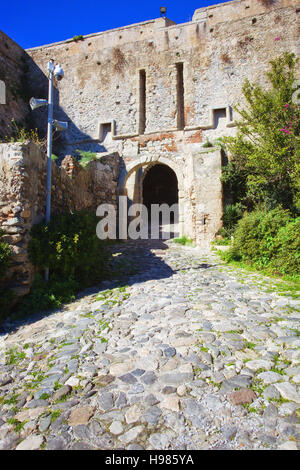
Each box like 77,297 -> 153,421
76,150 -> 103,169
222,203 -> 244,236
223,207 -> 299,277
28,210 -> 109,286
173,236 -> 194,246
15,211 -> 110,316
14,276 -> 78,318
0,230 -> 11,278
222,53 -> 300,215
0,230 -> 15,322
270,217 -> 300,275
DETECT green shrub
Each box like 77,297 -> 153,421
28,210 -> 109,286
73,35 -> 84,42
13,211 -> 110,316
0,230 -> 15,322
223,207 -> 299,277
173,236 -> 194,246
270,217 -> 300,275
0,230 -> 11,278
14,275 -> 78,318
202,139 -> 213,148
212,236 -> 231,246
222,53 -> 300,215
76,150 -> 103,169
222,203 -> 244,235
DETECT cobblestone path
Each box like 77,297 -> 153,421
0,240 -> 299,450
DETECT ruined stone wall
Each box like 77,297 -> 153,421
23,0 -> 299,245
0,0 -> 295,248
26,0 -> 299,152
0,31 -> 30,138
0,142 -> 119,300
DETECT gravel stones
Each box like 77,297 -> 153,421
68,406 -> 95,426
140,371 -> 157,385
159,396 -> 180,412
142,406 -> 162,425
97,392 -> 114,411
1,242 -> 300,451
274,383 -> 300,403
119,426 -> 144,445
15,407 -> 45,422
52,385 -> 72,402
125,404 -> 142,424
118,373 -> 137,384
16,435 -> 44,450
109,421 -> 123,435
227,388 -> 257,406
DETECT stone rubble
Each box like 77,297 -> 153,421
0,239 -> 299,450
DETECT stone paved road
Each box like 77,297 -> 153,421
0,240 -> 299,450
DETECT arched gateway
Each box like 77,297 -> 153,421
118,156 -> 185,239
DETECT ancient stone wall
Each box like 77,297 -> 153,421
0,142 -> 119,300
24,0 -> 299,245
0,31 -> 30,138
26,0 -> 299,153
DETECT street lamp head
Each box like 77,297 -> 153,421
54,64 -> 64,81
47,60 -> 55,74
29,97 -> 48,110
53,119 -> 68,131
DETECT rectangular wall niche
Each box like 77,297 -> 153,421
139,69 -> 146,135
0,80 -> 5,104
176,62 -> 185,130
213,108 -> 227,129
98,121 -> 113,141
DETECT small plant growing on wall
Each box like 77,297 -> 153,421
0,118 -> 47,152
0,229 -> 14,322
76,150 -> 103,169
73,35 -> 84,42
202,139 -> 213,148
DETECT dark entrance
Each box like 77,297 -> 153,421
142,164 -> 179,231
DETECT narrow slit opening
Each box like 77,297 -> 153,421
176,62 -> 185,130
139,69 -> 146,135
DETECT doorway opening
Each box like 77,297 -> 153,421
142,163 -> 179,238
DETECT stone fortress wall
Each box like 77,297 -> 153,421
0,142 -> 119,299
0,0 -> 299,302
0,31 -> 30,137
25,0 -> 300,246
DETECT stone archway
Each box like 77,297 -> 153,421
142,163 -> 178,223
118,155 -> 184,239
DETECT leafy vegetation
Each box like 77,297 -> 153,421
218,53 -> 300,280
0,118 -> 45,148
76,150 -> 104,169
222,52 -> 299,214
220,203 -> 244,238
220,208 -> 300,279
73,35 -> 84,42
202,139 -> 213,148
13,211 -> 110,318
0,229 -> 15,322
173,236 -> 194,246
28,211 -> 109,285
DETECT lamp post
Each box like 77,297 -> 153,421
30,60 -> 68,281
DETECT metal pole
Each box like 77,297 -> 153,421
45,62 -> 54,282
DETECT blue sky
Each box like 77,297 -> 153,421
1,0 -> 231,49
